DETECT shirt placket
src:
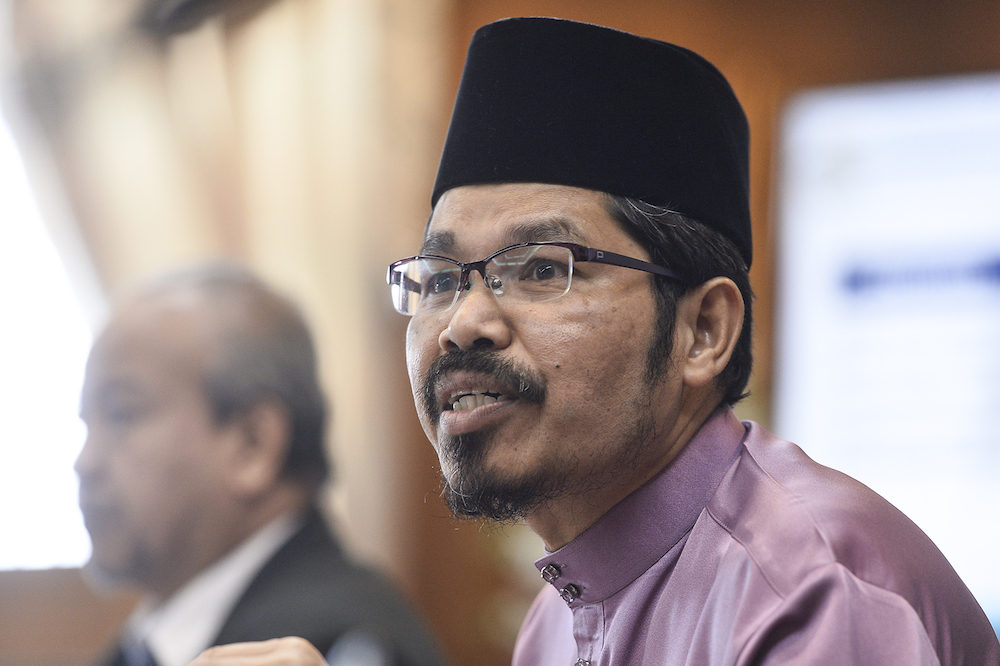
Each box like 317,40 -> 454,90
571,602 -> 603,666
541,563 -> 604,665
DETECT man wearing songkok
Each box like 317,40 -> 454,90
395,17 -> 1000,666
78,263 -> 443,666
186,16 -> 1000,666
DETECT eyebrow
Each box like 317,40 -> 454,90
78,378 -> 145,416
420,231 -> 457,257
421,217 -> 584,258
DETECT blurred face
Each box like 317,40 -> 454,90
76,294 -> 238,597
405,183 -> 685,526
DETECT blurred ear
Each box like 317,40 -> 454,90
224,397 -> 293,498
673,277 -> 744,391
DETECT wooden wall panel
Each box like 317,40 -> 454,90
0,569 -> 137,666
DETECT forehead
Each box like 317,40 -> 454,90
424,183 -> 631,258
85,294 -> 216,393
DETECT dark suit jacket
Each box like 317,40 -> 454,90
97,508 -> 444,666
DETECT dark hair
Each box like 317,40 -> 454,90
143,262 -> 330,489
603,195 -> 754,406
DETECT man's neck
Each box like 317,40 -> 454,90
525,396 -> 722,552
147,483 -> 313,599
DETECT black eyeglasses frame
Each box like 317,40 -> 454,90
387,241 -> 684,315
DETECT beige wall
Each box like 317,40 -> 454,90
3,2 -> 999,665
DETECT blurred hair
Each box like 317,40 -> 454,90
140,262 -> 330,489
602,195 -> 754,406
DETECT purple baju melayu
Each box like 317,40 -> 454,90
512,408 -> 1000,665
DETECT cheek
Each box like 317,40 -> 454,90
523,297 -> 657,424
404,321 -> 441,444
405,319 -> 438,397
533,293 -> 653,373
119,419 -> 212,502
120,428 -> 217,545
113,442 -> 183,519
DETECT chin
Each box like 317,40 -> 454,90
80,557 -> 128,593
443,456 -> 564,523
80,547 -> 145,594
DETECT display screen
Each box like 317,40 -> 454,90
774,73 -> 1000,634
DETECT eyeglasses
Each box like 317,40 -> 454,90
387,241 -> 682,316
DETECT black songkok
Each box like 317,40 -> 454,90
432,17 -> 752,267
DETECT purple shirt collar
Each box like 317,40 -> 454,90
533,407 -> 747,604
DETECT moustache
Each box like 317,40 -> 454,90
420,349 -> 546,423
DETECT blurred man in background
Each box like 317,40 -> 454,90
77,262 -> 443,666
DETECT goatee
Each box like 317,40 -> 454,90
421,349 -> 553,522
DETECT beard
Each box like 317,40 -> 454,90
439,428 -> 559,521
420,345 -> 669,524
421,349 -> 551,522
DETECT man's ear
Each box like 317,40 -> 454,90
224,397 -> 293,498
674,277 -> 744,390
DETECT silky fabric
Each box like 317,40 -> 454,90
513,408 -> 1000,665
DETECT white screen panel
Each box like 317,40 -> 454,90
774,73 -> 1000,633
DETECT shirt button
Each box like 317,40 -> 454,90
559,583 -> 581,603
540,564 -> 561,584
576,660 -> 591,666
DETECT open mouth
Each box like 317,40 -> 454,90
422,352 -> 546,427
447,389 -> 509,412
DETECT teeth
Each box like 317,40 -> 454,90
451,392 -> 499,411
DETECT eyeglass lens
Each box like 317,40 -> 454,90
389,244 -> 575,315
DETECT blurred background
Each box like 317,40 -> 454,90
0,1 -> 998,665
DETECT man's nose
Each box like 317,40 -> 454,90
438,275 -> 513,351
73,428 -> 104,482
